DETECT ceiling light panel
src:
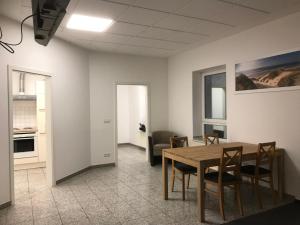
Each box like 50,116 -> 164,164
67,14 -> 114,32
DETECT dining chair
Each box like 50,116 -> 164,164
204,133 -> 220,172
241,142 -> 276,209
204,133 -> 220,145
204,146 -> 244,221
170,136 -> 197,200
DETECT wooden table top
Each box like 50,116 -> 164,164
163,142 -> 283,165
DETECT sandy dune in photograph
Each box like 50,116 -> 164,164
236,65 -> 300,90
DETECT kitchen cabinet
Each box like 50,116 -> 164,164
12,71 -> 37,95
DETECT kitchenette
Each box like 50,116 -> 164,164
12,71 -> 47,170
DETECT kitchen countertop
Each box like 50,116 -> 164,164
13,127 -> 37,134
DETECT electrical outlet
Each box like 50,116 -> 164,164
104,153 -> 110,157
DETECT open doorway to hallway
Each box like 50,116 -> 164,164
9,67 -> 54,204
116,84 -> 149,163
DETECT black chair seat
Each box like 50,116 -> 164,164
174,162 -> 197,173
241,165 -> 271,175
204,171 -> 241,183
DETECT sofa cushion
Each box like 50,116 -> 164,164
204,172 -> 241,183
174,162 -> 197,173
152,131 -> 175,145
153,143 -> 171,156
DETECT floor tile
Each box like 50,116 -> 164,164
59,208 -> 88,224
34,215 -> 62,225
0,145 -> 294,225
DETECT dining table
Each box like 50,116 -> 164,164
162,142 -> 284,222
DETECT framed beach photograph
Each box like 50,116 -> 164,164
235,50 -> 300,92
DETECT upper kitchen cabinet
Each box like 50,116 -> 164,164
12,71 -> 37,96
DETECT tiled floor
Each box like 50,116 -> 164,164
0,145 -> 293,225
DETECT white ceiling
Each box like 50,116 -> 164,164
1,0 -> 300,57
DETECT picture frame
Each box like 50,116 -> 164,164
235,50 -> 300,93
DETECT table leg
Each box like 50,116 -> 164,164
197,163 -> 205,222
162,152 -> 168,200
277,152 -> 284,200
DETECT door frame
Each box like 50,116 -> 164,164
7,65 -> 55,204
114,82 -> 151,165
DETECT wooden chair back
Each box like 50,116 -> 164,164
204,133 -> 219,146
219,146 -> 243,183
170,136 -> 189,149
256,142 -> 276,172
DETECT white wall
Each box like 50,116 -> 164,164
0,16 -> 91,205
168,12 -> 300,199
128,85 -> 148,148
117,86 -> 130,143
89,52 -> 168,165
117,85 -> 148,148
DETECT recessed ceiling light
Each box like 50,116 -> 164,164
67,14 -> 114,32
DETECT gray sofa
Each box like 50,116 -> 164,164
148,131 -> 176,166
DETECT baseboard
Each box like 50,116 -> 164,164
118,143 -> 130,146
56,167 -> 90,184
56,163 -> 115,184
90,163 -> 115,169
0,201 -> 11,210
118,143 -> 146,151
130,143 -> 146,151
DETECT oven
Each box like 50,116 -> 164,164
14,133 -> 38,158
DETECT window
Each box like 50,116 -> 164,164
203,72 -> 227,139
204,73 -> 226,120
193,67 -> 227,141
204,124 -> 227,139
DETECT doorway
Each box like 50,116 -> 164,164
115,84 -> 149,163
8,66 -> 54,204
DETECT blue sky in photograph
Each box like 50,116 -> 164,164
236,50 -> 300,73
